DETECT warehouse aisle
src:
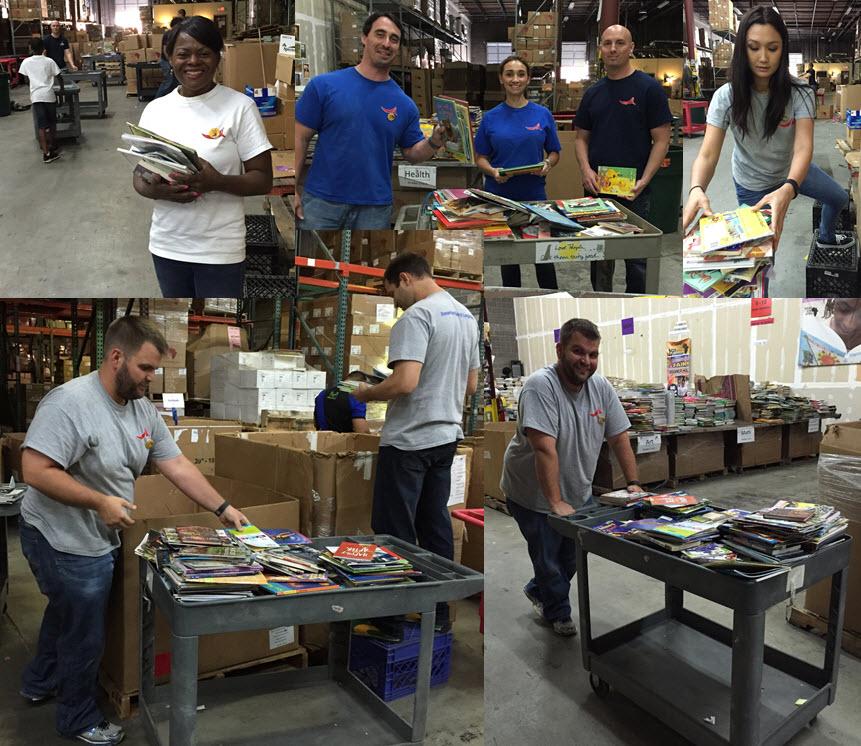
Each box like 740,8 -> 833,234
683,119 -> 850,299
485,460 -> 861,746
0,519 -> 484,745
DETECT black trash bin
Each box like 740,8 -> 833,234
0,70 -> 11,117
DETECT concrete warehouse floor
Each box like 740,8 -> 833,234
485,460 -> 861,746
0,519 -> 484,745
682,117 -> 852,298
0,83 -> 682,297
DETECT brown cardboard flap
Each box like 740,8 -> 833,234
695,374 -> 752,422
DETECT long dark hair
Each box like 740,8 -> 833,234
730,5 -> 813,139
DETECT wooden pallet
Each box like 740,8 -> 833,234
787,606 -> 861,660
432,266 -> 483,282
484,494 -> 510,515
100,645 -> 308,719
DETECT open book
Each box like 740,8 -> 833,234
799,315 -> 861,365
117,122 -> 201,183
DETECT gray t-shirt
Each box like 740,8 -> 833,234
501,367 -> 630,513
381,290 -> 480,450
707,79 -> 815,191
21,372 -> 181,556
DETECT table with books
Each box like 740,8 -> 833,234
549,493 -> 852,746
0,480 -> 25,616
135,526 -> 483,746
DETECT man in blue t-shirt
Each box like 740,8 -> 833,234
314,371 -> 371,433
575,24 -> 671,294
295,13 -> 448,230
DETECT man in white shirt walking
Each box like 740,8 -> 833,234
18,38 -> 61,163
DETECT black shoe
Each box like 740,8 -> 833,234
43,152 -> 61,163
816,233 -> 855,250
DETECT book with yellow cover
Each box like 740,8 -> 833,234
698,207 -> 773,253
597,166 -> 636,199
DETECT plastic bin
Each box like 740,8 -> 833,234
349,623 -> 453,701
244,85 -> 277,116
647,144 -> 682,233
805,230 -> 859,297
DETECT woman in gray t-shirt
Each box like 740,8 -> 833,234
683,5 -> 850,256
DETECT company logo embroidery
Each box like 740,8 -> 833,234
381,105 -> 398,121
619,97 -> 637,106
202,127 -> 225,139
525,122 -> 543,131
778,117 -> 795,128
136,430 -> 154,449
589,408 -> 606,425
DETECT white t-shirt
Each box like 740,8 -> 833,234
138,84 -> 272,264
19,55 -> 60,104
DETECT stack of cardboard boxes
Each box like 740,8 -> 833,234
186,321 -> 249,400
484,64 -> 504,110
411,68 -> 434,117
707,0 -> 736,33
209,350 -> 326,425
712,41 -> 733,68
339,11 -> 364,65
510,11 -> 557,69
7,0 -> 40,18
118,34 -> 162,95
41,0 -> 64,19
442,61 -> 484,107
369,230 -> 484,279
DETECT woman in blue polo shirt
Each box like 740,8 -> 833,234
474,55 -> 562,288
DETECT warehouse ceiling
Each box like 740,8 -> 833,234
457,0 -> 680,26
692,1 -> 861,42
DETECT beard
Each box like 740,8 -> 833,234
559,357 -> 594,386
116,362 -> 145,401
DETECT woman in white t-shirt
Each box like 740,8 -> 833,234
683,6 -> 849,254
132,17 -> 273,297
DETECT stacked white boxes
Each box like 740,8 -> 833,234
209,350 -> 327,424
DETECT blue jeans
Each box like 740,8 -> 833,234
19,518 -> 118,737
507,497 -> 594,623
372,442 -> 458,623
734,162 -> 848,243
590,191 -> 650,293
152,254 -> 245,297
299,192 -> 393,230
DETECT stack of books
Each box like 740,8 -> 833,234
554,198 -> 630,225
0,478 -> 25,505
318,541 -> 420,587
675,395 -> 736,428
597,488 -> 654,507
643,491 -> 710,517
683,207 -> 774,297
750,384 -> 840,423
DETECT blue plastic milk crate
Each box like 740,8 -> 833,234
244,85 -> 277,117
349,622 -> 453,702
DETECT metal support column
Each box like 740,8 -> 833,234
334,230 -> 351,382
94,299 -> 106,367
599,0 -> 619,33
272,297 -> 283,351
684,0 -> 696,61
71,300 -> 79,378
12,305 -> 23,432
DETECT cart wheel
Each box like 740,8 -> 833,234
809,716 -> 818,726
589,673 -> 610,698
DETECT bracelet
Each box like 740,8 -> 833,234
784,178 -> 799,198
427,136 -> 442,149
688,185 -> 704,196
214,499 -> 230,517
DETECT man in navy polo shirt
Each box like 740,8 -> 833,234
575,24 -> 671,294
295,13 -> 448,229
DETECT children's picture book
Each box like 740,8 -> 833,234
433,96 -> 475,164
597,166 -> 637,199
799,307 -> 861,366
228,525 -> 280,549
698,207 -> 773,253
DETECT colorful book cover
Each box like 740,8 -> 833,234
433,95 -> 475,164
698,208 -> 773,253
597,166 -> 636,199
228,525 -> 280,549
333,541 -> 378,561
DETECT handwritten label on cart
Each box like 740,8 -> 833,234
808,417 -> 821,433
637,434 -> 661,454
737,426 -> 755,444
535,240 -> 605,263
398,164 -> 437,189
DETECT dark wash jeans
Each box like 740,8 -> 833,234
590,191 -> 651,293
19,517 -> 117,737
506,497 -> 594,623
372,441 -> 458,623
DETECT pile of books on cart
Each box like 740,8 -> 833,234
683,207 -> 774,298
135,526 -> 420,603
750,383 -> 840,423
592,491 -> 848,576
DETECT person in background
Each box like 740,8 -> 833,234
132,17 -> 273,297
18,38 -> 61,163
501,318 -> 645,636
314,370 -> 372,433
575,24 -> 671,293
153,17 -> 183,99
474,54 -> 561,289
806,63 -> 818,92
18,316 -> 247,746
43,21 -> 77,71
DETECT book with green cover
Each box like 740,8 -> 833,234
497,162 -> 545,176
433,96 -> 475,164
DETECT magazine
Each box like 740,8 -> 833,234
433,96 -> 475,164
117,123 -> 201,183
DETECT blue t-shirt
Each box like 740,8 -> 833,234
296,67 -> 425,205
472,102 -> 562,201
314,387 -> 367,432
575,70 -> 672,180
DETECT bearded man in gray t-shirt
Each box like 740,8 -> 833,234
17,316 -> 248,746
502,318 -> 645,636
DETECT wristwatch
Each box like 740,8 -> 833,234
214,499 -> 231,517
427,135 -> 443,149
627,480 -> 642,488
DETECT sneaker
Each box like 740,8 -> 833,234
42,152 -> 61,163
75,721 -> 124,745
552,617 -> 578,637
434,619 -> 452,634
19,687 -> 53,703
816,233 -> 855,250
523,585 -> 544,618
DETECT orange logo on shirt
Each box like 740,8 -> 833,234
136,430 -> 154,449
525,122 -> 542,130
202,127 -> 225,139
778,117 -> 795,128
381,105 -> 398,121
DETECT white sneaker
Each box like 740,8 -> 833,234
75,721 -> 125,745
552,618 -> 578,636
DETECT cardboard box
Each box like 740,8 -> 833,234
730,424 -> 783,468
847,127 -> 861,150
222,41 -> 279,92
593,439 -> 670,489
671,430 -> 725,480
161,418 -> 243,475
483,422 -> 518,500
545,130 -> 584,200
461,436 -> 485,509
117,35 -> 143,52
214,432 -> 380,536
101,480 -> 301,695
186,323 -> 249,399
784,422 -> 822,460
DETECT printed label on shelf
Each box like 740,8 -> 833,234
398,164 -> 437,189
736,426 -> 755,444
637,433 -> 661,454
268,625 -> 295,650
163,393 -> 185,410
227,326 -> 242,349
808,417 -> 820,434
535,239 -> 605,263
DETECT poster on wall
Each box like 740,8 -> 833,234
666,338 -> 691,396
799,299 -> 861,366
